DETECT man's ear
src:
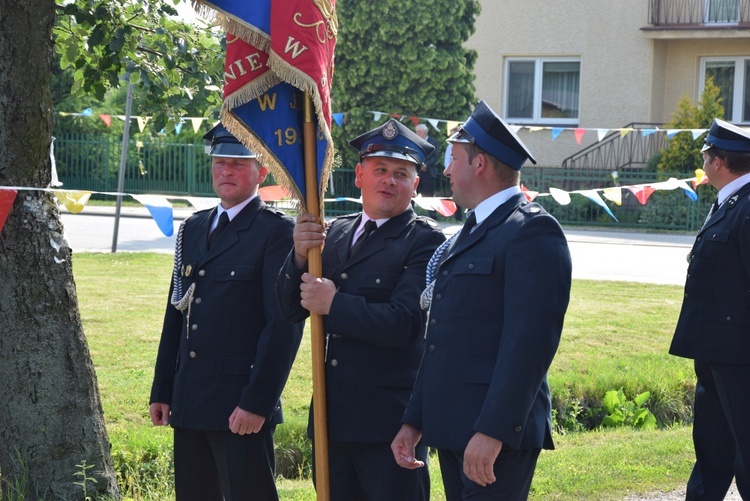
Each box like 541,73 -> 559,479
354,163 -> 364,188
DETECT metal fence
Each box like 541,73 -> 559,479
648,0 -> 750,25
55,134 -> 712,231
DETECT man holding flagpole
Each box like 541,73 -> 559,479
276,119 -> 445,500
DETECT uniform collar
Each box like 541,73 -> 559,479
718,172 -> 750,206
472,185 -> 522,225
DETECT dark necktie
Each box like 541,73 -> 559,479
455,211 -> 477,245
349,219 -> 377,257
208,211 -> 229,249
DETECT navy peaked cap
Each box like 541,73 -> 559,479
448,100 -> 536,170
701,118 -> 750,153
203,123 -> 256,158
349,119 -> 435,168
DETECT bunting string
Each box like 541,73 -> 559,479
0,169 -> 710,236
59,107 -> 747,144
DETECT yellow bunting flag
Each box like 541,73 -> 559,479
602,187 -> 622,206
54,190 -> 92,213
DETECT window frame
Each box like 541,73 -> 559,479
699,56 -> 749,124
503,56 -> 581,126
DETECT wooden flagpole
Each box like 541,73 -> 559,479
303,93 -> 330,500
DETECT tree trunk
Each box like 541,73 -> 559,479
0,1 -> 119,499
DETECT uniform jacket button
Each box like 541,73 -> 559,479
468,263 -> 474,270
514,426 -> 523,432
375,278 -> 381,284
429,319 -> 437,326
194,297 -> 202,304
435,293 -> 441,301
191,324 -> 198,331
340,273 -> 348,280
189,351 -> 197,358
428,345 -> 436,353
330,359 -> 338,367
198,269 -> 206,277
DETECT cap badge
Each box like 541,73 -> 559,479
382,121 -> 398,140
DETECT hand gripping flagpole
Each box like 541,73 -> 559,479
303,94 -> 330,500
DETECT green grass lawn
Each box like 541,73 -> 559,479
72,252 -> 697,500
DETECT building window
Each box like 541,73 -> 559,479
700,57 -> 750,123
704,0 -> 740,24
504,58 -> 580,125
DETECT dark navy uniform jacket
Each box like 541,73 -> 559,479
403,193 -> 572,451
276,207 -> 445,442
671,182 -> 750,364
150,197 -> 303,431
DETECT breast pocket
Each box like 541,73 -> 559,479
215,264 -> 255,305
451,256 -> 495,309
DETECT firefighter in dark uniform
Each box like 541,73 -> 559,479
276,118 -> 445,501
150,124 -> 303,501
670,118 -> 750,501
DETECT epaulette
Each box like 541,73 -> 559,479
519,201 -> 544,215
262,204 -> 289,218
414,215 -> 441,230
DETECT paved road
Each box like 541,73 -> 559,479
61,206 -> 695,286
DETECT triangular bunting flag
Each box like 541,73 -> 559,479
54,190 -> 92,213
520,184 -> 538,202
0,189 -> 17,234
98,114 -> 112,127
574,128 -> 585,144
412,195 -> 457,217
620,128 -> 633,137
549,187 -> 572,205
136,116 -> 149,132
332,113 -> 344,126
602,187 -> 622,206
597,129 -> 609,142
628,185 -> 656,204
191,117 -> 204,133
580,189 -> 618,222
131,194 -> 174,237
551,128 -> 563,141
186,197 -> 219,211
446,121 -> 460,135
409,116 -> 419,126
427,119 -> 440,131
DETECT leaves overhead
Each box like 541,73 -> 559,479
331,0 -> 480,168
54,0 -> 224,132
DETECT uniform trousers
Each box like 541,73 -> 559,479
174,426 -> 278,501
312,440 -> 429,501
686,360 -> 750,501
437,446 -> 540,501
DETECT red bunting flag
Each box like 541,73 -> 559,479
98,114 -> 112,127
628,185 -> 657,204
0,189 -> 17,234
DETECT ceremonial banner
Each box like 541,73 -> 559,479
196,0 -> 337,210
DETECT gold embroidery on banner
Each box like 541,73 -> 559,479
293,0 -> 338,44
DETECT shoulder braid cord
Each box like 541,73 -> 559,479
419,233 -> 457,311
170,220 -> 195,313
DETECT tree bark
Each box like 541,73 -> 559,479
0,1 -> 119,498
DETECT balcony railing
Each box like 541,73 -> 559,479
648,0 -> 750,26
561,123 -> 667,171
